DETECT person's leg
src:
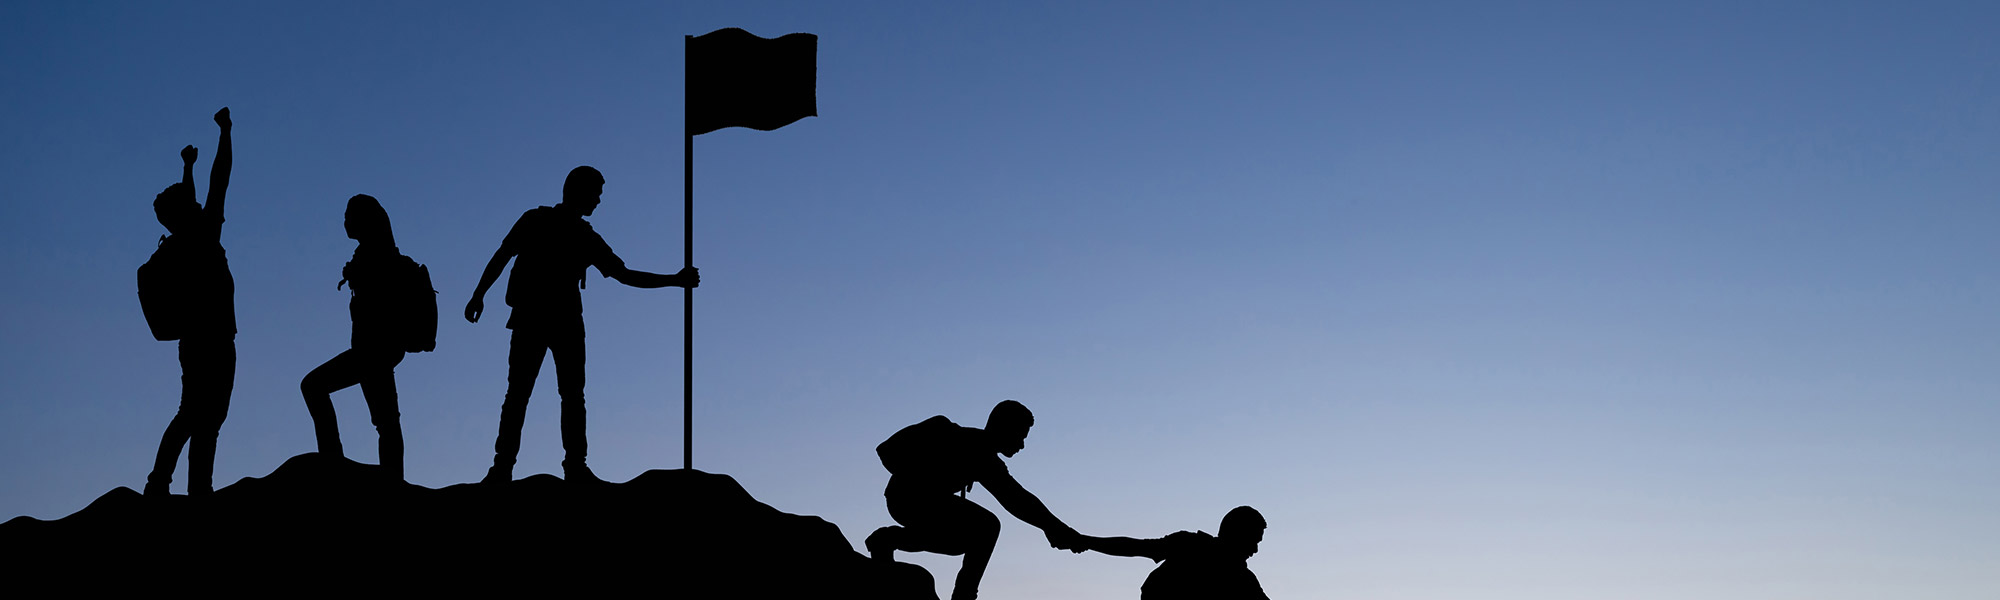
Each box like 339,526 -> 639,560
490,330 -> 548,482
948,501 -> 1001,600
550,331 -> 589,479
359,351 -> 406,481
883,493 -> 1001,600
185,338 -> 235,496
147,415 -> 187,495
146,341 -> 198,495
300,349 -> 367,459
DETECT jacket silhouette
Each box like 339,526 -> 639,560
1076,506 -> 1271,600
464,165 -> 697,484
300,194 -> 422,481
866,400 -> 1081,600
144,107 -> 235,497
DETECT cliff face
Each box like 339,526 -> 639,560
0,453 -> 936,598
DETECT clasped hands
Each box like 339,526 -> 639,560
1045,525 -> 1090,554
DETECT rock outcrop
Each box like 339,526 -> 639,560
0,453 -> 936,598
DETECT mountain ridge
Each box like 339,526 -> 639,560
0,453 -> 936,597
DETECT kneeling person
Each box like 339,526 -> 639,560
867,400 -> 1081,600
1075,506 -> 1271,600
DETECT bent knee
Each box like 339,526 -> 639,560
300,370 -> 339,396
972,510 -> 1001,542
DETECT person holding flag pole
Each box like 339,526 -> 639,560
465,166 -> 699,484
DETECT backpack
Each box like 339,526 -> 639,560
137,236 -> 188,341
1141,531 -> 1265,600
342,253 -> 438,353
876,415 -> 960,479
396,258 -> 439,353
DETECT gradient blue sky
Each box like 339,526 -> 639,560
5,2 -> 1999,598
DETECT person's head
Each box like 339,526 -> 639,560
985,400 -> 1034,457
561,166 -> 605,216
153,182 -> 199,233
344,194 -> 394,245
1217,505 -> 1266,558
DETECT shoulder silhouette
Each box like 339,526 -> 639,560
142,107 -> 236,498
300,194 -> 434,482
865,400 -> 1081,600
463,165 -> 698,485
1074,506 -> 1271,600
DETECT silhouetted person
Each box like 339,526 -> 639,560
866,400 -> 1082,600
465,165 -> 698,484
301,194 -> 430,481
1074,506 -> 1271,600
144,107 -> 234,497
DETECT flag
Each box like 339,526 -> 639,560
687,28 -> 817,136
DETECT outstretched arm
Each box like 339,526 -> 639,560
204,108 -> 231,220
602,264 -> 699,289
983,471 -> 1079,548
1076,535 -> 1167,560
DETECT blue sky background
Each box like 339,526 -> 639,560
5,2 -> 1999,598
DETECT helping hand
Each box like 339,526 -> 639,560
465,297 -> 484,323
1047,527 -> 1087,553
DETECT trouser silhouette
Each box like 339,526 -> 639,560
301,347 -> 406,480
883,491 -> 1002,600
150,337 -> 235,494
491,327 -> 587,472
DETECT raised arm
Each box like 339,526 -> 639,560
204,108 -> 232,220
180,145 -> 197,188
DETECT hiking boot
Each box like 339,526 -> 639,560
865,526 -> 900,562
143,481 -> 170,498
481,465 -> 512,485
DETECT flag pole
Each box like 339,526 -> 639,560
683,34 -> 695,471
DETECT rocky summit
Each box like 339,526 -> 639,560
0,453 -> 936,598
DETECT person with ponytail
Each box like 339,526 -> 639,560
299,194 -> 419,482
